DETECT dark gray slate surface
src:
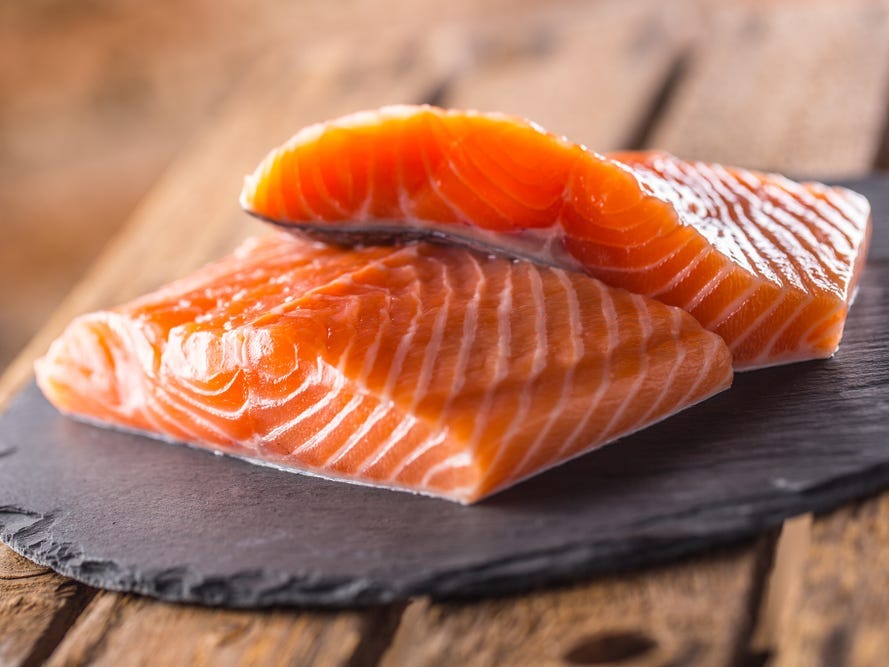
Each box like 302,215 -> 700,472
1,177 -> 887,608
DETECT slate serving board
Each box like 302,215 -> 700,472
1,177 -> 887,608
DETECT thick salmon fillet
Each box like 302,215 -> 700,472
240,105 -> 871,370
36,234 -> 732,503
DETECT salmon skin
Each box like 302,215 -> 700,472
36,233 -> 732,504
240,105 -> 871,370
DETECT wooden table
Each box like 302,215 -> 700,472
3,1 -> 889,665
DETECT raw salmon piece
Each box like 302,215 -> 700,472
36,233 -> 732,504
240,105 -> 871,370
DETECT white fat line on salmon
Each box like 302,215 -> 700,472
465,268 -> 513,453
481,357 -> 732,502
482,264 -> 548,477
381,285 -> 423,398
252,352 -> 322,408
753,183 -> 839,287
578,231 -> 700,276
769,181 -> 857,258
635,309 -> 688,425
686,163 -> 773,282
595,294 -> 654,443
356,305 -> 388,386
326,401 -> 393,467
800,301 -> 846,345
145,387 -> 221,444
417,121 -> 469,225
553,279 -> 617,460
758,293 -> 819,362
409,259 -> 454,411
681,263 -> 735,314
709,165 -> 812,291
767,205 -> 839,294
442,252 -> 483,403
701,279 -> 760,331
646,244 -> 711,298
291,393 -> 367,456
510,271 -> 583,478
780,184 -> 867,271
388,430 -> 450,482
440,132 -> 530,228
814,187 -> 871,239
285,151 -> 321,221
787,180 -> 862,243
727,290 -> 789,359
667,161 -> 762,277
309,152 -> 352,219
354,414 -> 420,475
264,371 -> 347,441
420,451 -> 473,488
674,335 -> 724,408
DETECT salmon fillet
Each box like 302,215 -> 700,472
36,233 -> 732,503
240,105 -> 871,370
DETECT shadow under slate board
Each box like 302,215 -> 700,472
1,177 -> 887,608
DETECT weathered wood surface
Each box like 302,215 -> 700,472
772,495 -> 889,667
650,1 -> 889,177
445,0 -> 696,150
44,594 -> 401,667
2,0 -> 889,664
0,550 -> 94,667
381,543 -> 772,667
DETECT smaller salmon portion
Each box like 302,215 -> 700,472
36,234 -> 732,503
240,105 -> 871,369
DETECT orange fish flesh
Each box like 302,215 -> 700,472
36,233 -> 732,503
240,105 -> 871,370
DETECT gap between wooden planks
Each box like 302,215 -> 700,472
1,1 -> 888,666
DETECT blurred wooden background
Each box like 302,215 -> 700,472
0,0 -> 515,368
3,0 -> 888,372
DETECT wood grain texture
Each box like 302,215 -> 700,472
771,495 -> 889,667
445,0 -> 695,150
44,594 -> 401,667
651,1 -> 889,177
381,542 -> 772,667
0,549 -> 95,667
0,32 -> 457,666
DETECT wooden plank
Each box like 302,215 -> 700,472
0,33 -> 460,666
45,594 -> 401,667
381,542 -> 772,667
0,549 -> 95,667
650,1 -> 889,177
446,0 -> 695,150
652,3 -> 889,663
771,495 -> 889,667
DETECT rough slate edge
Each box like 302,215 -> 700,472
2,381 -> 889,610
0,176 -> 886,609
